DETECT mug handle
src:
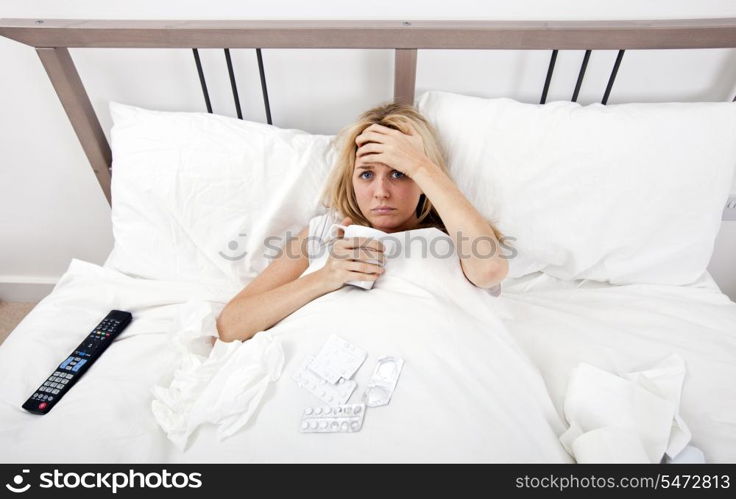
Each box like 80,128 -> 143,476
328,223 -> 349,239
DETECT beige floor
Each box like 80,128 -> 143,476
0,301 -> 37,346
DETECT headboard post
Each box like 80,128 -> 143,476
393,48 -> 417,106
36,47 -> 112,206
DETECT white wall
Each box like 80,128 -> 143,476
1,0 -> 736,301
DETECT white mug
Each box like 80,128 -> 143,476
329,223 -> 398,289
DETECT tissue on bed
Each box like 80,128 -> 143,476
151,300 -> 284,450
559,354 -> 690,463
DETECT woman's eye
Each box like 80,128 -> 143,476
391,170 -> 404,179
359,171 -> 373,180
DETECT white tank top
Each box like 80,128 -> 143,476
305,211 -> 341,264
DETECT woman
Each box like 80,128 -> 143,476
216,102 -> 508,342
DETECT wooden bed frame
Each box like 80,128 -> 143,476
1,18 -> 735,205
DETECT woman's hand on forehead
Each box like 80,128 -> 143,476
354,123 -> 428,177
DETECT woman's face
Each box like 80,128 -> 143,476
352,161 -> 423,233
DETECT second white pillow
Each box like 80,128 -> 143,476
416,91 -> 736,285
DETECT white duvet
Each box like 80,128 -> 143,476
154,227 -> 572,462
0,228 -> 572,463
2,231 -> 735,462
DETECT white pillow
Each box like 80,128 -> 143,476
416,91 -> 736,285
106,102 -> 335,287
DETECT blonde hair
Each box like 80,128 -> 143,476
321,101 -> 505,243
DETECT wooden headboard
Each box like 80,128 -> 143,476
1,18 -> 735,205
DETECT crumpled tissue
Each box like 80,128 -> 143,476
151,300 -> 284,450
559,354 -> 696,463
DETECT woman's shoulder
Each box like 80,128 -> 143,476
305,210 -> 341,261
307,210 -> 340,238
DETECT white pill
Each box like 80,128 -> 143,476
304,407 -> 313,415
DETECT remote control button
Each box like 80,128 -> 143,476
39,402 -> 47,409
71,359 -> 87,372
52,389 -> 59,395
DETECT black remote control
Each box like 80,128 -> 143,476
22,310 -> 132,415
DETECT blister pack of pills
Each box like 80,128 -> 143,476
362,356 -> 404,407
300,403 -> 366,433
307,335 -> 367,384
292,355 -> 357,406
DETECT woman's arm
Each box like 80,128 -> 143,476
216,226 -> 329,342
355,123 -> 508,289
217,220 -> 386,342
412,161 -> 508,288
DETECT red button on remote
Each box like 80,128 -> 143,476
39,402 -> 48,410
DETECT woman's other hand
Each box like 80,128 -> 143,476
317,217 -> 386,292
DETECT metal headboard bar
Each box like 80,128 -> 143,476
602,50 -> 626,105
224,48 -> 243,119
191,48 -> 212,113
2,18 -> 736,206
571,50 -> 592,102
540,50 -> 558,104
256,48 -> 272,125
193,48 -> 270,122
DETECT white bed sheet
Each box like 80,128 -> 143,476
0,260 -> 233,463
1,260 -> 734,463
500,271 -> 736,462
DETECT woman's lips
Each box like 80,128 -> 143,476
371,207 -> 396,214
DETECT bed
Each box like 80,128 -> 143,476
1,18 -> 735,464
1,260 -> 734,462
